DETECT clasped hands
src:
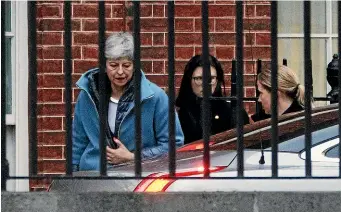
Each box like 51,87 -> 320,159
106,137 -> 134,164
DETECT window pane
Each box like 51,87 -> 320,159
332,1 -> 337,34
5,37 -> 12,114
311,39 -> 327,106
5,1 -> 11,32
311,1 -> 326,33
325,144 -> 339,158
278,1 -> 303,33
332,38 -> 337,54
278,38 -> 327,107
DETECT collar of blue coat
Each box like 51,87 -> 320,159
76,68 -> 155,101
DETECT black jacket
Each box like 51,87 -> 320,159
178,99 -> 249,144
251,100 -> 304,122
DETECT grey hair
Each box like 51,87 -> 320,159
105,32 -> 134,60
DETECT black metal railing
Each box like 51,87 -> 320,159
1,0 -> 341,191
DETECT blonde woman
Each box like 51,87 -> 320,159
251,65 -> 305,122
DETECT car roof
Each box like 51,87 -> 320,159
178,104 -> 339,152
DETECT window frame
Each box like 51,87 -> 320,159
4,1 -> 29,191
277,0 -> 337,95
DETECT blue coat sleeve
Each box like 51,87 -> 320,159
72,91 -> 90,171
141,90 -> 184,158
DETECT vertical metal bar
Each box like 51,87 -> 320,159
282,58 -> 287,66
337,1 -> 341,178
133,1 -> 142,177
167,1 -> 176,177
270,1 -> 278,177
231,60 -> 237,124
64,1 -> 73,175
98,1 -> 107,175
304,0 -> 312,177
236,0 -> 244,177
1,0 -> 9,191
28,1 -> 38,176
231,60 -> 237,97
256,59 -> 262,116
201,0 -> 211,178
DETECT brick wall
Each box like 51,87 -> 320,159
33,0 -> 271,191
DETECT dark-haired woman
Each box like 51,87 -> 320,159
176,55 -> 249,144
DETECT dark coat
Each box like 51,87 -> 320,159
178,98 -> 250,144
251,100 -> 304,122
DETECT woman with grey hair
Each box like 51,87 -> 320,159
72,32 -> 184,171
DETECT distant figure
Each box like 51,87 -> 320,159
251,65 -> 305,122
176,55 -> 249,144
72,32 -> 184,171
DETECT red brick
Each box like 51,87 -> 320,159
215,19 -> 234,32
216,46 -> 235,60
209,5 -> 235,17
245,86 -> 256,97
175,33 -> 202,45
153,33 -> 165,45
224,75 -> 257,87
42,46 -> 81,59
39,32 -> 63,45
194,18 -> 214,32
38,89 -> 63,103
146,75 -> 167,86
244,18 -> 270,31
153,5 -> 165,17
244,61 -> 257,74
220,61 -> 232,74
141,33 -> 153,46
153,61 -> 165,74
210,33 -> 235,45
37,60 -> 63,74
82,19 -> 124,31
256,33 -> 270,45
73,32 -> 98,45
83,46 -> 98,59
141,18 -> 167,32
141,47 -> 167,59
37,19 -> 81,31
73,4 -> 111,18
256,5 -> 270,17
74,60 -> 98,73
175,5 -> 201,17
38,74 -> 64,88
194,46 -> 216,56
142,60 -> 152,73
174,60 -> 189,73
38,117 -> 63,131
38,132 -> 65,145
38,104 -> 65,116
29,178 -> 51,189
38,160 -> 66,173
140,4 -> 152,17
245,33 -> 255,45
175,47 -> 194,59
174,0 -> 195,4
175,19 -> 194,32
215,0 -> 235,4
37,5 -> 62,18
245,5 -> 255,17
112,4 -> 124,18
244,47 -> 271,59
38,146 -> 64,159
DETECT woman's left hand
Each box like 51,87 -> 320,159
106,138 -> 134,164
